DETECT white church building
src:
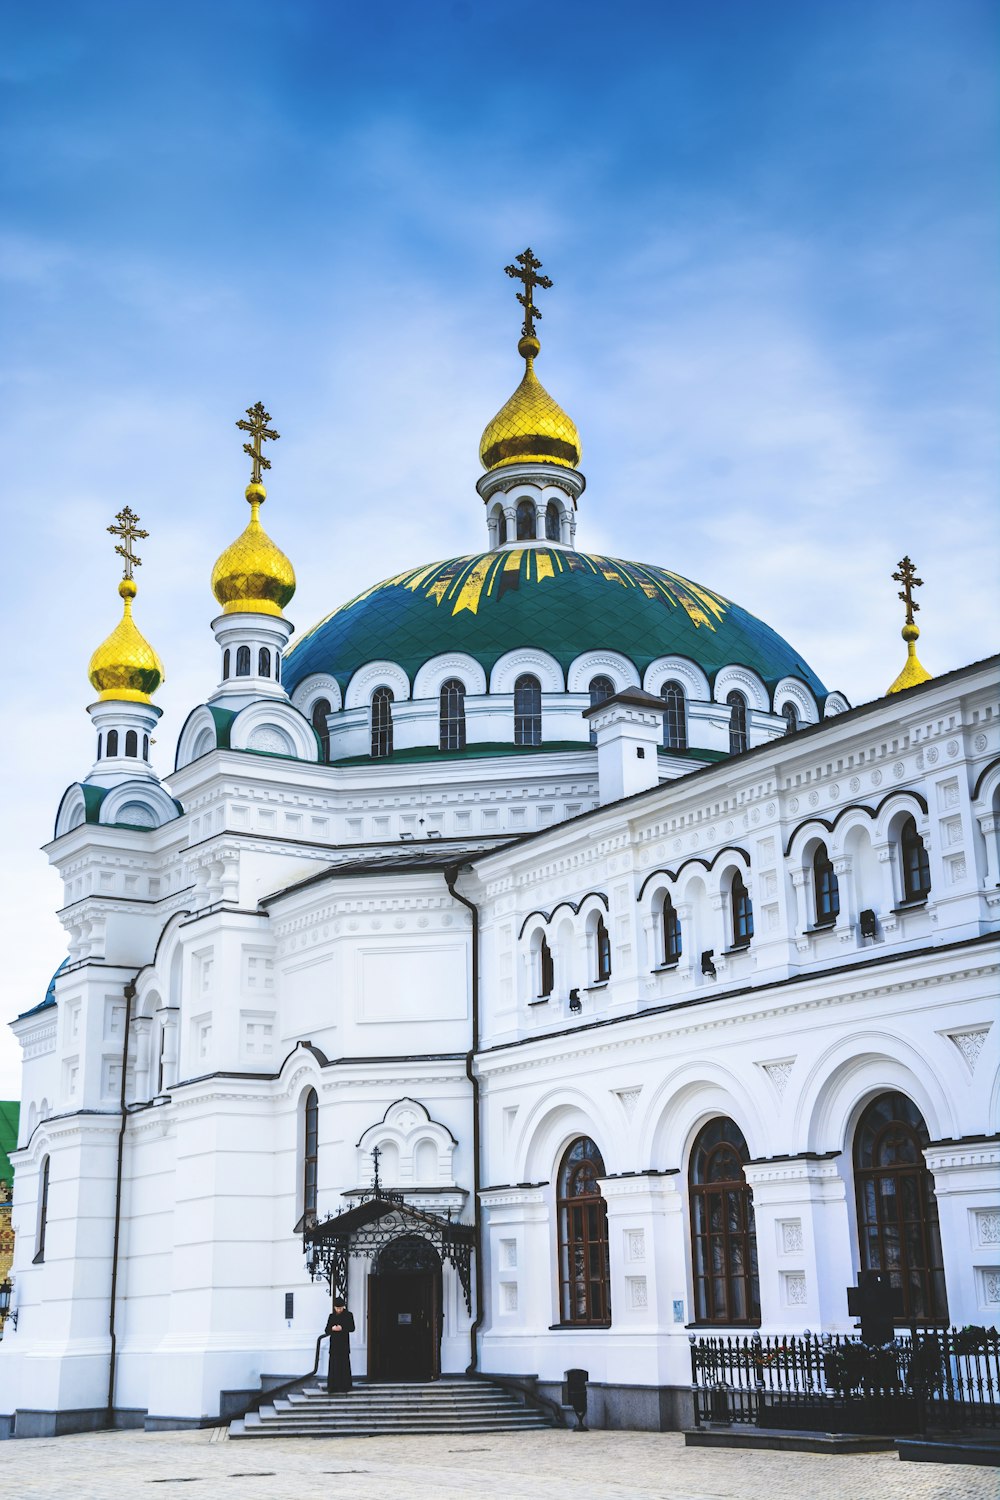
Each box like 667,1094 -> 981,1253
1,253 -> 997,1437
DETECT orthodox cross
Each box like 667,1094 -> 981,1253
892,555 -> 923,625
107,506 -> 149,580
236,401 -> 280,484
504,248 -> 553,339
371,1144 -> 382,1198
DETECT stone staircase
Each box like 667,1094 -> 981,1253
229,1376 -> 556,1438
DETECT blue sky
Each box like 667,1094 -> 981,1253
1,0 -> 996,1090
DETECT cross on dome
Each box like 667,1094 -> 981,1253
892,555 -> 923,625
237,401 -> 280,486
505,247 -> 553,345
107,506 -> 149,581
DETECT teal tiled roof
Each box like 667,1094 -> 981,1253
284,549 -> 826,699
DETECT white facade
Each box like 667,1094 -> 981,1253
1,647 -> 997,1436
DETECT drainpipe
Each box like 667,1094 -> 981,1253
107,978 -> 136,1424
444,865 -> 483,1374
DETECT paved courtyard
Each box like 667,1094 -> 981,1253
0,1427 -> 994,1500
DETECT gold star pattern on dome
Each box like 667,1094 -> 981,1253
887,553 -> 932,695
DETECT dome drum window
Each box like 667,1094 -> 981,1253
516,499 -> 536,540
514,674 -> 542,747
588,675 -> 615,745
311,698 -> 332,762
439,678 -> 467,752
371,686 -> 394,759
661,681 -> 687,751
782,701 -> 799,735
727,692 -> 749,755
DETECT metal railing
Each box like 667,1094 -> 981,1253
690,1327 -> 1000,1435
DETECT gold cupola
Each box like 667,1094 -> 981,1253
886,554 -> 932,695
211,402 -> 296,616
479,248 -> 581,473
88,508 -> 164,703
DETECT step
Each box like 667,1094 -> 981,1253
229,1377 -> 554,1440
232,1420 -> 552,1439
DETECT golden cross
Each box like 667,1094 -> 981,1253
892,555 -> 923,624
107,506 -> 149,581
504,248 -> 553,339
236,401 -> 280,485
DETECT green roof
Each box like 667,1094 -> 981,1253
0,1101 -> 19,1185
284,548 -> 827,699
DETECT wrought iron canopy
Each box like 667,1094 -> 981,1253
303,1196 -> 475,1312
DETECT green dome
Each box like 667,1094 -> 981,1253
284,548 -> 827,699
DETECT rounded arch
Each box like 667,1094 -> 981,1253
642,1060 -> 767,1170
54,784 -> 88,838
230,701 -> 320,761
873,790 -> 930,844
515,1090 -> 619,1184
489,647 -> 564,694
290,672 -> 344,719
713,664 -> 769,713
795,1032 -> 958,1156
344,660 -> 410,710
98,780 -> 180,830
412,652 -> 488,699
772,676 -> 819,725
643,655 -> 711,703
175,704 -> 222,771
823,691 -> 851,717
566,650 -> 640,695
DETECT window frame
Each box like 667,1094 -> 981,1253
302,1088 -> 319,1226
587,674 -> 615,745
370,685 -> 394,759
730,871 -> 754,948
439,678 -> 467,752
813,843 -> 840,925
689,1117 -> 760,1326
661,680 -> 688,751
557,1136 -> 611,1327
594,915 -> 612,983
900,816 -> 931,903
34,1155 -> 50,1264
235,645 -> 251,677
781,701 -> 799,735
311,698 -> 332,762
515,498 -> 536,540
727,691 -> 749,755
513,674 -> 542,747
258,647 -> 271,678
661,895 -> 682,965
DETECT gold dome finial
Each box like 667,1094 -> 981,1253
211,402 -> 296,615
886,554 -> 932,694
479,249 -> 582,472
88,508 -> 165,702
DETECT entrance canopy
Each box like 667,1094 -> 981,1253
304,1191 -> 475,1311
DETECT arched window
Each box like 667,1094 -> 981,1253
514,674 -> 542,747
594,915 -> 612,982
854,1092 -> 947,1324
730,871 -> 753,947
97,733 -> 103,759
439,678 -> 467,751
727,691 -> 748,755
516,499 -> 536,540
782,701 -> 799,735
142,734 -> 149,760
661,681 -> 687,750
258,647 -> 271,678
223,648 -> 231,680
498,510 -> 508,545
689,1118 -> 759,1325
34,1155 -> 50,1263
275,654 -> 281,683
813,843 -> 840,925
900,816 -> 931,902
106,729 -> 119,757
557,1137 -> 611,1325
662,895 -> 682,964
371,686 -> 394,758
125,730 -> 138,757
588,675 -> 615,745
302,1088 -> 318,1226
538,935 -> 554,998
311,698 -> 332,762
236,645 -> 251,677
545,501 -> 560,540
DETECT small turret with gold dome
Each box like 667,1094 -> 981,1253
476,251 -> 585,550
211,403 -> 296,616
208,403 -> 296,707
88,508 -> 164,704
886,555 -> 932,695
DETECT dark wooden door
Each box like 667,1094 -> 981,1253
368,1269 -> 438,1382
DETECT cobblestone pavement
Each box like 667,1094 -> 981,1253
0,1428 -> 995,1500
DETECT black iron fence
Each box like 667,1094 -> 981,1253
690,1327 -> 1000,1435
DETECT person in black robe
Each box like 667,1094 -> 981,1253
325,1297 -> 355,1393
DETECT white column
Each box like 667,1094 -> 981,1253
832,854 -> 856,943
742,1156 -> 856,1333
131,1016 -> 153,1103
923,1139 -> 1000,1329
597,1172 -> 692,1390
977,811 -> 1000,889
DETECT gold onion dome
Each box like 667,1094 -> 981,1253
211,481 -> 296,617
88,578 -> 165,703
479,334 -> 581,472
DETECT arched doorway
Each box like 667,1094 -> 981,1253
367,1234 -> 442,1382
